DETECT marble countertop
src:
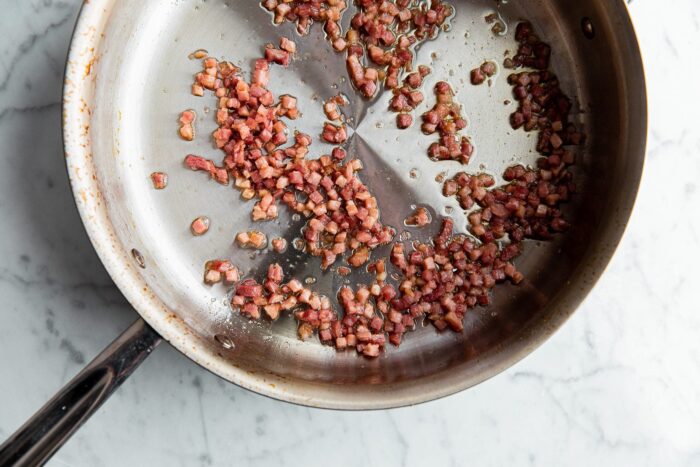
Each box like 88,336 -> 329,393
1,1 -> 698,465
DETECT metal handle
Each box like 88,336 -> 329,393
0,318 -> 161,467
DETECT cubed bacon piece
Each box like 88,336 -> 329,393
190,216 -> 210,235
271,237 -> 287,252
405,207 -> 431,226
279,37 -> 296,54
237,279 -> 263,298
150,172 -> 168,189
179,110 -> 196,141
265,47 -> 290,66
236,231 -> 268,249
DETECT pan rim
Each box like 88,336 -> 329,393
62,0 -> 647,410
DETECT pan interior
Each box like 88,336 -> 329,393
85,0 -> 641,399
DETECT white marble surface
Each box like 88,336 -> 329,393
1,0 -> 699,465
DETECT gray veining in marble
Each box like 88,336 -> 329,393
1,0 -> 699,466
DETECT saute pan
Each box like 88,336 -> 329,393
0,0 -> 646,465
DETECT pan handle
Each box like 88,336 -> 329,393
0,318 -> 161,466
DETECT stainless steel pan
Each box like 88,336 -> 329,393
0,0 -> 646,464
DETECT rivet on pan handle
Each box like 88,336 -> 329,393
0,319 -> 161,467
